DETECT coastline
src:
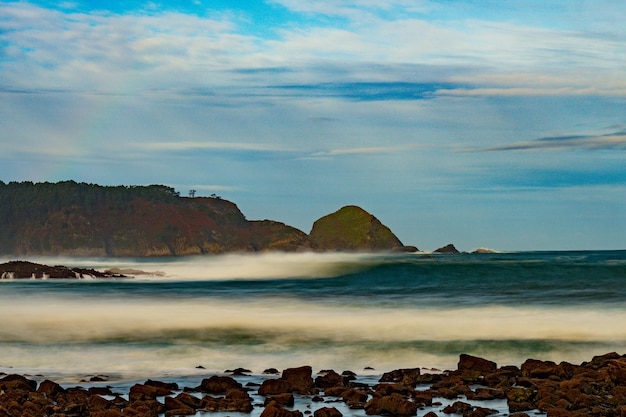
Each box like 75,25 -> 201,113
2,352 -> 626,417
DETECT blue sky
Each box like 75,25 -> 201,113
1,0 -> 625,251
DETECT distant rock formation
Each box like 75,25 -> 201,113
472,247 -> 499,254
309,205 -> 404,251
0,260 -> 122,279
0,181 -> 416,256
434,244 -> 460,254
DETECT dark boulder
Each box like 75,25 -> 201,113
197,375 -> 243,394
314,406 -> 343,417
458,354 -> 497,374
434,244 -> 460,254
315,370 -> 346,388
260,400 -> 303,417
365,393 -> 418,416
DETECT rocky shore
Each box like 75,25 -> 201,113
2,352 -> 626,417
0,260 -> 124,279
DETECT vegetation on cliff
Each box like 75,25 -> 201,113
0,181 -> 409,256
0,181 -> 312,256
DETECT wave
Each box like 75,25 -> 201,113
0,252 -> 389,281
1,298 -> 624,378
2,297 -> 625,343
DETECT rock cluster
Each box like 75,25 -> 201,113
0,260 -> 124,279
3,352 -> 626,417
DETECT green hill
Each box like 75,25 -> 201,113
309,205 -> 404,251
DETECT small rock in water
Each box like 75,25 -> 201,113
226,367 -> 252,375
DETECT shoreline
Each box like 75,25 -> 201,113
2,352 -> 626,417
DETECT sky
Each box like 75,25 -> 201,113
1,0 -> 625,251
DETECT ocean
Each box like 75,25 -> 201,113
1,250 -> 625,387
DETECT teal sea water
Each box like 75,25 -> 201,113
1,250 -> 625,383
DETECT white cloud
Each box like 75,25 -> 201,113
2,1 -> 625,98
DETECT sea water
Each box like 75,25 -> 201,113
1,250 -> 625,384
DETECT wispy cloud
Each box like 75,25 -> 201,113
307,144 -> 422,159
461,131 -> 626,153
269,0 -> 432,19
140,141 -> 295,152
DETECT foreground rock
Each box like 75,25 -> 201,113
0,260 -> 124,279
2,352 -> 626,416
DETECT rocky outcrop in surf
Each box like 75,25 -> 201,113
0,260 -> 123,279
434,243 -> 460,254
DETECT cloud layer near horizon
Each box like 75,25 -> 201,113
1,0 -> 625,250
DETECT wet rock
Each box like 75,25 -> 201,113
259,378 -> 293,395
260,400 -> 304,417
283,366 -> 315,394
37,379 -> 65,397
226,367 -> 253,375
442,400 -> 473,414
197,375 -> 243,394
520,359 -> 560,379
315,370 -> 345,388
411,390 -> 434,407
365,393 -> 418,416
145,379 -> 179,391
324,386 -> 349,397
260,366 -> 315,395
164,395 -> 195,414
458,354 -> 497,374
200,389 -> 253,413
379,368 -> 421,386
128,383 -> 172,401
341,370 -> 357,380
506,387 -> 536,412
0,374 -> 37,392
123,399 -> 166,417
374,383 -> 413,397
313,406 -> 343,417
342,388 -> 369,408
87,394 -> 121,415
264,393 -> 295,407
608,358 -> 626,384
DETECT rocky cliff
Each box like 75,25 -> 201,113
0,181 -> 313,256
0,181 -> 409,256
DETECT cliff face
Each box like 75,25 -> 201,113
0,182 -> 409,256
0,181 -> 313,256
309,205 -> 404,251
